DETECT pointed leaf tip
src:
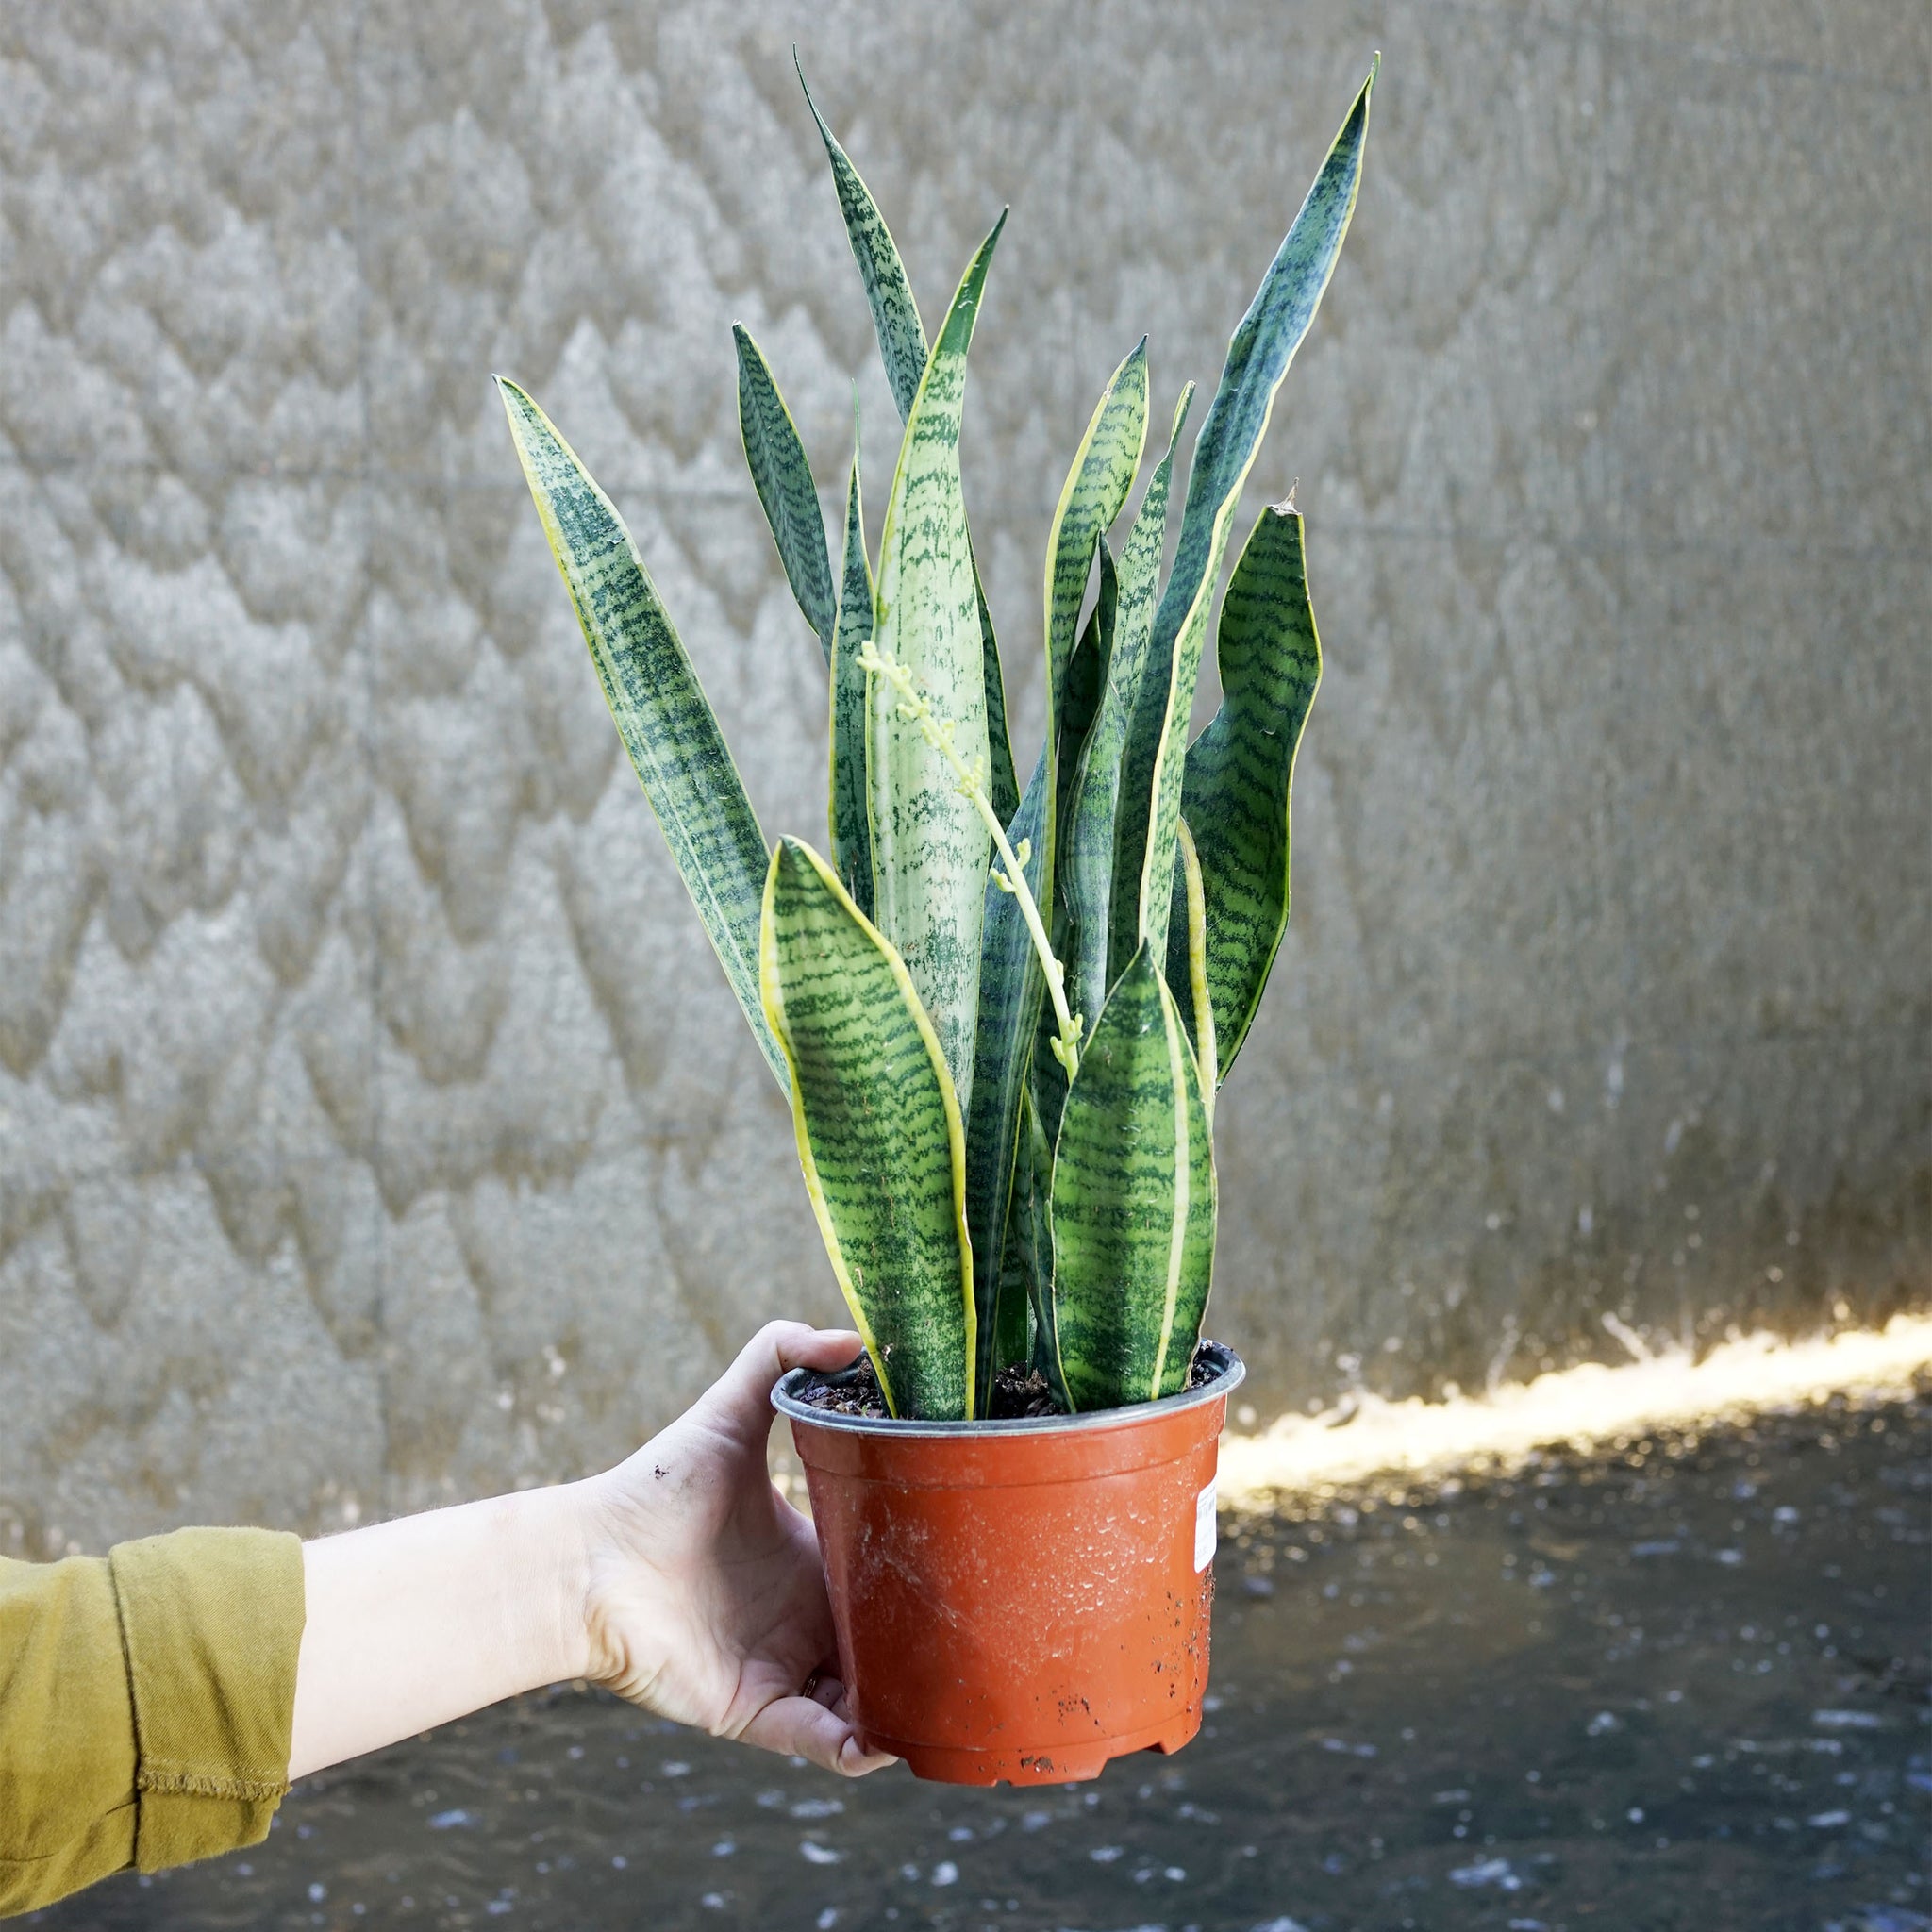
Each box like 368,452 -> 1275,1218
800,57 -> 930,425
501,378 -> 787,1091
866,211 -> 1008,1109
735,322 -> 836,652
1116,65 -> 1374,976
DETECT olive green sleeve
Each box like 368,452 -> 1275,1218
0,1527 -> 306,1918
0,1553 -> 138,1914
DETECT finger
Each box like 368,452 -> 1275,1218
740,1693 -> 898,1777
835,1733 -> 900,1776
704,1322 -> 866,1448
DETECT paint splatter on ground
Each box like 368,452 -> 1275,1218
33,1385 -> 1927,1932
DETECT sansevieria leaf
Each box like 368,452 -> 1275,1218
1167,505 -> 1319,1081
1056,538 -> 1116,844
797,55 -> 927,425
867,211 -> 1006,1114
1044,342 -> 1149,708
828,411 -> 874,913
1014,1079 -> 1066,1401
961,750 -> 1048,1408
977,562 -> 1021,826
1049,943 -> 1216,1408
1039,341 -> 1149,893
991,1210 -> 1033,1380
1065,384 -> 1191,1025
734,324 -> 835,657
793,63 -> 1021,843
1120,58 -> 1374,967
1169,816 -> 1217,1128
499,377 -> 787,1091
760,837 -> 974,1420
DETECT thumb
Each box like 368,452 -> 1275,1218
703,1321 -> 865,1448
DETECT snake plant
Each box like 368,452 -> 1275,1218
502,58 -> 1374,1420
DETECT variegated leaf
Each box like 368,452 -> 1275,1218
1043,341 -> 1149,708
977,558 -> 1021,826
1049,943 -> 1216,1408
1166,506 -> 1319,1081
498,377 -> 787,1091
1024,908 -> 1075,1153
1119,61 -> 1374,966
1056,537 -> 1115,843
1064,386 -> 1191,1024
734,323 -> 835,656
991,1210 -> 1034,1380
794,65 -> 1020,841
1168,816 -> 1217,1127
828,413 -> 874,914
867,211 -> 1006,1114
1014,1079 -> 1069,1403
961,750 -> 1047,1408
797,55 -> 927,424
760,837 -> 974,1420
1040,342 -> 1149,892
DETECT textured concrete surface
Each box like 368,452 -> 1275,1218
1,2 -> 1926,1551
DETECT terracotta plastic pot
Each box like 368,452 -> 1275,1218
773,1341 -> 1243,1786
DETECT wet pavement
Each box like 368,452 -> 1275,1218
32,1386 -> 1929,1932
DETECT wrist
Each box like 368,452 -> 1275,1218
292,1475 -> 603,1779
570,1465 -> 676,1703
496,1479 -> 598,1691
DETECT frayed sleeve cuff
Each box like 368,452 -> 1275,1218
108,1528 -> 306,1874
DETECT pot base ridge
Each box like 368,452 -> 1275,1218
859,1708 -> 1203,1787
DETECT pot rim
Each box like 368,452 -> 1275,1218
772,1339 -> 1244,1439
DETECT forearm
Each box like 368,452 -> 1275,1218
289,1483 -> 595,1780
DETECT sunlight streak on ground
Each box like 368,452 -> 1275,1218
1217,1312 -> 1932,1506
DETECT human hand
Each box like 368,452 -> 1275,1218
575,1323 -> 896,1777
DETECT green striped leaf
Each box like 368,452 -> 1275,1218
1119,61 -> 1374,967
1044,342 -> 1149,708
991,1210 -> 1034,1380
1065,386 -> 1191,1024
760,837 -> 974,1420
797,55 -> 927,425
1166,506 -> 1319,1082
1056,537 -> 1115,844
1049,943 -> 1216,1408
1014,1080 -> 1069,1402
498,377 -> 786,1092
867,211 -> 1006,1114
793,66 -> 1020,839
828,411 -> 874,914
961,751 -> 1047,1409
1168,816 -> 1217,1126
1040,343 -> 1150,895
734,323 -> 835,656
977,558 -> 1021,826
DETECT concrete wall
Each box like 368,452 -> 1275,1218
2,1 -> 1926,1552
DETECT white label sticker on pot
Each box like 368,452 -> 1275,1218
1193,1480 -> 1218,1571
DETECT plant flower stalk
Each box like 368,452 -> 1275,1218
862,643 -> 1081,1078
